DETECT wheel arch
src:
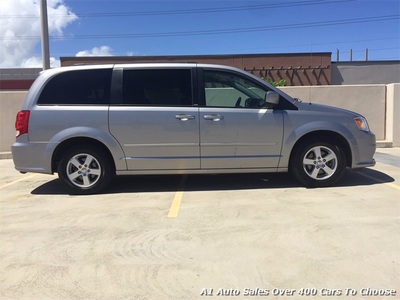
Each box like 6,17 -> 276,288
52,137 -> 116,174
288,130 -> 352,169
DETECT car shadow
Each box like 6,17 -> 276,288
31,167 -> 395,196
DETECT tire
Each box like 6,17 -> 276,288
57,145 -> 114,195
290,138 -> 347,187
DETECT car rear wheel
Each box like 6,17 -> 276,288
57,146 -> 114,194
290,138 -> 347,187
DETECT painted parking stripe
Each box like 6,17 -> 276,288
0,174 -> 38,190
358,172 -> 400,191
167,175 -> 187,218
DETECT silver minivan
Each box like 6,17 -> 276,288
12,63 -> 376,194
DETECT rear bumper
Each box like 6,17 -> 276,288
11,136 -> 54,174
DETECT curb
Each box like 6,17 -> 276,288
0,152 -> 13,160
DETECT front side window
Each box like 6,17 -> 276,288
203,70 -> 269,108
122,69 -> 192,106
38,69 -> 112,105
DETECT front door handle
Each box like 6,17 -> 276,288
175,114 -> 195,121
203,114 -> 224,122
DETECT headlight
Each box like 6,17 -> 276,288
354,116 -> 370,132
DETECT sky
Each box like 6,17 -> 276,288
0,0 -> 399,68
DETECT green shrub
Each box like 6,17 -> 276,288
261,77 -> 287,87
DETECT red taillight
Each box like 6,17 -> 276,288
15,110 -> 30,137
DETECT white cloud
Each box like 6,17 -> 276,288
21,56 -> 61,68
126,51 -> 139,56
0,0 -> 77,68
76,46 -> 114,57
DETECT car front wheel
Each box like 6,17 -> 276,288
57,146 -> 114,194
290,138 -> 347,187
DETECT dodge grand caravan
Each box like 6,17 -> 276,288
12,63 -> 376,194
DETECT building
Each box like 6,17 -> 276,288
1,53 -> 399,91
331,60 -> 400,85
60,52 -> 332,86
0,68 -> 41,90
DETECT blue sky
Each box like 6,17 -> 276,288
1,0 -> 399,67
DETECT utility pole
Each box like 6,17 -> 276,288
40,0 -> 50,70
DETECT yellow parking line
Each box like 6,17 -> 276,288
358,172 -> 400,191
386,183 -> 400,190
167,175 -> 187,218
0,174 -> 38,190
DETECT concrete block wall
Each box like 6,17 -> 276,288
0,92 -> 26,155
386,84 -> 400,147
279,84 -> 399,147
279,85 -> 386,140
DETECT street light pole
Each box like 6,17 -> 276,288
40,0 -> 50,70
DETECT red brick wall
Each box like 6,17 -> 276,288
0,80 -> 35,90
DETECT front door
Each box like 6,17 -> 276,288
199,69 -> 284,169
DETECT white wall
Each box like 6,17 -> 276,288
280,85 -> 386,141
386,84 -> 400,147
0,92 -> 26,153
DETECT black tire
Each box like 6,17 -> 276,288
57,145 -> 114,195
290,137 -> 347,187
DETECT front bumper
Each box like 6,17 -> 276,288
350,132 -> 376,169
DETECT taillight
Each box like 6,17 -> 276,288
15,110 -> 30,137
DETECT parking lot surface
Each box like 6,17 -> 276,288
0,148 -> 399,300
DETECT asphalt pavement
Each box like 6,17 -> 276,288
0,148 -> 399,299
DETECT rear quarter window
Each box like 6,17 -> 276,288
37,69 -> 112,105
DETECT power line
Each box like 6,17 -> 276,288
215,37 -> 400,55
2,14 -> 398,41
1,0 -> 354,18
73,0 -> 355,18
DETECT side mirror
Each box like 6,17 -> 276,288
265,91 -> 280,107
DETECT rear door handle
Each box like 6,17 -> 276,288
203,114 -> 224,122
175,114 -> 195,121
